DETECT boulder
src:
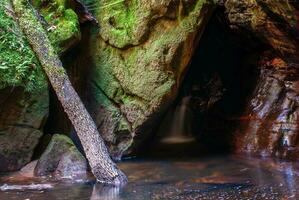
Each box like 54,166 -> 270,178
34,134 -> 87,179
85,0 -> 217,159
54,146 -> 87,178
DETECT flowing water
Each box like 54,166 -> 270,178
2,97 -> 299,200
1,156 -> 299,200
159,96 -> 195,144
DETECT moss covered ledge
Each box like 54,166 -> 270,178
32,0 -> 81,53
0,0 -> 81,91
0,0 -> 81,172
0,0 -> 47,91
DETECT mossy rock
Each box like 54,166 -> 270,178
0,0 -> 47,92
0,0 -> 49,172
32,0 -> 81,53
0,0 -> 81,91
0,0 -> 80,171
34,134 -> 87,178
86,0 -> 216,158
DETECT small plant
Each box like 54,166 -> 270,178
0,1 -> 46,92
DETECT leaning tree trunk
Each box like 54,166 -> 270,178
11,0 -> 127,185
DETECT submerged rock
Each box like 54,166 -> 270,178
83,0 -> 217,159
34,134 -> 87,179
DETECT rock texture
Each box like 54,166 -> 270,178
0,0 -> 48,171
0,88 -> 48,171
34,134 -> 87,179
86,0 -> 216,159
32,0 -> 82,53
0,0 -> 81,171
225,0 -> 299,159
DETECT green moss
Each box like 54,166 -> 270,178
32,0 -> 81,53
90,0 -> 215,131
0,0 -> 47,91
0,0 -> 81,91
95,0 -> 152,48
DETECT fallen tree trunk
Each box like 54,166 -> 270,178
11,0 -> 127,185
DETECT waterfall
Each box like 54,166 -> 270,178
161,96 -> 195,143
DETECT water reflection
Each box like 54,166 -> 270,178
284,166 -> 296,199
1,156 -> 299,199
90,184 -> 120,200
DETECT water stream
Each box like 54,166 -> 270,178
2,98 -> 299,199
1,156 -> 299,199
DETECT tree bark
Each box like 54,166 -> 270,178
11,0 -> 127,185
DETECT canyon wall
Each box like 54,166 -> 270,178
225,0 -> 299,159
1,0 -> 299,172
0,0 -> 81,171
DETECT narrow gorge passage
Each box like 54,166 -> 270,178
0,0 -> 299,199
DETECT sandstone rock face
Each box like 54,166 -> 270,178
0,88 -> 48,172
0,0 -> 81,171
225,0 -> 299,159
35,134 -> 87,179
225,0 -> 298,54
87,0 -> 216,159
0,0 -> 49,172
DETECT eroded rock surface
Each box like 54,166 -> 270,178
0,0 -> 81,171
86,0 -> 216,159
0,0 -> 48,171
0,88 -> 48,172
225,0 -> 299,159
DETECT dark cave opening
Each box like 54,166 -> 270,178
145,7 -> 263,157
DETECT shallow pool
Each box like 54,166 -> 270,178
1,156 -> 299,199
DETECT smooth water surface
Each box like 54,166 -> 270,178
1,156 -> 299,200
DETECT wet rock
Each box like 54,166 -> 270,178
235,56 -> 299,160
54,146 -> 87,178
81,0 -> 217,159
224,0 -> 299,160
20,160 -> 38,177
34,134 -> 87,179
